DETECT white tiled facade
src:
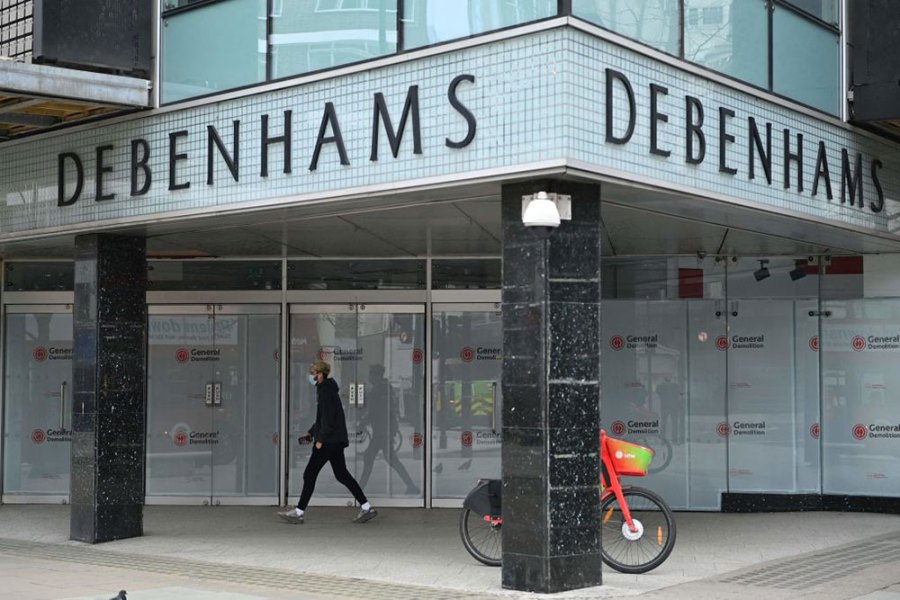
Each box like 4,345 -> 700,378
0,25 -> 897,241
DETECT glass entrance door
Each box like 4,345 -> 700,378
431,303 -> 502,503
146,305 -> 280,505
2,305 -> 73,502
288,304 -> 425,506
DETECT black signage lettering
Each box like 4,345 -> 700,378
260,110 -> 292,177
605,68 -> 635,144
871,159 -> 884,213
168,131 -> 190,191
783,129 -> 803,192
446,74 -> 476,149
649,83 -> 670,157
57,152 -> 83,206
95,144 -> 115,201
371,85 -> 422,161
718,107 -> 737,175
207,120 -> 240,185
685,95 -> 705,165
130,139 -> 151,196
748,117 -> 772,184
310,102 -> 349,171
841,149 -> 863,208
812,141 -> 833,199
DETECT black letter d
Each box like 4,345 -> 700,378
58,152 -> 84,207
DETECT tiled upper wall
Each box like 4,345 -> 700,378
0,25 -> 898,240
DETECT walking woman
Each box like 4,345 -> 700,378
278,360 -> 377,524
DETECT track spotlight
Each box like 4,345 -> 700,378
789,263 -> 807,281
753,260 -> 770,282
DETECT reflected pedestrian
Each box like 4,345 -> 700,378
278,360 -> 377,524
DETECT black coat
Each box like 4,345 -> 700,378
308,378 -> 350,448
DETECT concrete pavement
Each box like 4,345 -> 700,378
0,505 -> 899,599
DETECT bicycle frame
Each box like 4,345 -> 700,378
466,430 -> 648,534
600,429 -> 638,533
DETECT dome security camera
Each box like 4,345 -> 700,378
522,191 -> 569,238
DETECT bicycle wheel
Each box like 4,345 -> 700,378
459,508 -> 502,567
601,486 -> 676,574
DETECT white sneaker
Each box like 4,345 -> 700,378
277,509 -> 304,524
353,507 -> 377,523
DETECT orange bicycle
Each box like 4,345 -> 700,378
460,429 -> 676,573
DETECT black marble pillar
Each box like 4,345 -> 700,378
501,181 -> 602,593
70,234 -> 147,543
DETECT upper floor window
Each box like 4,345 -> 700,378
576,0 -> 841,116
161,0 -> 558,104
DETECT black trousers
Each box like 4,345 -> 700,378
297,444 -> 367,510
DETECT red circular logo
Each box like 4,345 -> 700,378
412,348 -> 424,364
609,335 -> 625,351
411,432 -> 423,448
717,422 -> 731,437
852,424 -> 868,440
32,346 -> 48,362
175,348 -> 189,363
852,336 -> 866,352
461,430 -> 474,447
810,423 -> 820,439
317,349 -> 332,361
716,336 -> 730,351
31,429 -> 46,444
809,336 -> 819,352
174,431 -> 188,446
460,347 -> 475,363
611,420 -> 626,435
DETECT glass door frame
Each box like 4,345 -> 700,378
145,300 -> 282,506
1,299 -> 74,504
287,298 -> 427,508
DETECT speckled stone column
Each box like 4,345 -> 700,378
501,181 -> 602,593
70,234 -> 147,543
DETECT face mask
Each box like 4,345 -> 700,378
308,374 -> 317,385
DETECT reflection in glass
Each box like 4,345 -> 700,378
5,262 -> 74,291
572,0 -> 679,55
287,259 -> 425,290
146,312 -> 280,498
684,0 -> 768,89
289,308 -> 424,502
403,0 -> 555,49
148,261 -> 282,291
162,0 -> 267,103
781,0 -> 838,25
773,5 -> 839,114
821,296 -> 900,497
431,308 -> 502,499
3,313 -> 73,496
271,0 -> 397,79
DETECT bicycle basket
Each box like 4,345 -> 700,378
605,437 -> 655,476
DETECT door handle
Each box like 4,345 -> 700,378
349,383 -> 357,405
59,381 -> 67,429
205,383 -> 213,406
356,383 -> 365,407
213,382 -> 222,406
491,381 -> 498,434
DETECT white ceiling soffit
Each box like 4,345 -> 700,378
2,180 -> 899,259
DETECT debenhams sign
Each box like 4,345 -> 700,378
56,69 -> 886,214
